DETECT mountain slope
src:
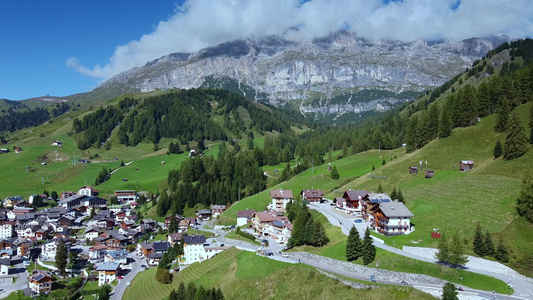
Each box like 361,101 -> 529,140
92,31 -> 511,116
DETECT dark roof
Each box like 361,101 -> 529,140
366,193 -> 391,203
0,258 -> 10,266
96,262 -> 120,271
184,235 -> 206,244
236,209 -> 256,218
197,209 -> 212,215
270,189 -> 293,199
301,189 -> 324,198
153,241 -> 170,252
344,190 -> 368,201
148,252 -> 164,259
378,202 -> 414,218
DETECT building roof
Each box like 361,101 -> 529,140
378,202 -> 414,218
210,204 -> 226,210
96,262 -> 120,271
184,235 -> 206,244
344,190 -> 368,201
301,189 -> 324,198
197,209 -> 212,215
148,252 -> 164,259
0,258 -> 10,266
236,209 -> 256,218
153,241 -> 170,252
270,189 -> 293,199
168,232 -> 183,241
30,269 -> 52,282
460,160 -> 474,165
254,212 -> 276,223
365,193 -> 392,203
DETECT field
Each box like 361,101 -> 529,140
122,247 -> 433,300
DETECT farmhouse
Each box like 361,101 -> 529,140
28,269 -> 53,295
340,190 -> 368,216
270,189 -> 294,213
96,262 -> 120,286
372,201 -> 414,236
460,160 -> 474,172
300,189 -> 324,203
409,166 -> 418,174
236,209 -> 256,227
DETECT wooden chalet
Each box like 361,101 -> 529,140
300,189 -> 324,203
459,160 -> 474,172
340,190 -> 368,216
361,193 -> 391,221
372,201 -> 414,236
28,269 -> 53,295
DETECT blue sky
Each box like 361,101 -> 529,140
0,1 -> 180,100
1,0 -> 531,101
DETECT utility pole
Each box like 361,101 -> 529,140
26,166 -> 29,174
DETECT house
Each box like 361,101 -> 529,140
28,194 -> 47,205
16,241 -> 32,258
28,269 -> 53,295
35,228 -> 49,241
168,232 -> 183,246
15,225 -> 38,240
51,140 -> 63,146
0,258 -> 9,275
361,193 -> 392,222
184,235 -> 207,264
270,189 -> 294,213
409,166 -> 418,175
58,194 -> 87,209
460,160 -> 474,172
236,209 -> 256,227
425,170 -> 435,179
0,148 -> 8,154
84,226 -> 101,241
14,147 -> 22,153
136,242 -> 153,257
164,214 -> 181,230
3,196 -> 23,209
178,219 -> 190,232
41,239 -> 70,261
96,262 -> 120,286
341,190 -> 368,216
58,215 -> 76,227
372,201 -> 414,236
210,205 -> 227,217
89,244 -> 107,260
147,252 -> 164,266
77,159 -> 91,164
300,189 -> 324,203
196,209 -> 212,220
266,221 -> 293,245
60,191 -> 74,200
0,221 -> 14,239
114,190 -> 137,203
334,197 -> 346,210
0,239 -> 15,251
252,212 -> 276,236
78,186 -> 96,197
105,250 -> 128,265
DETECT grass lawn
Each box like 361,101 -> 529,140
225,230 -> 259,245
122,247 -> 433,300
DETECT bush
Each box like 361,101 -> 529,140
156,268 -> 173,284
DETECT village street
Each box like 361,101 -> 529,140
111,254 -> 142,300
0,259 -> 30,298
308,202 -> 533,299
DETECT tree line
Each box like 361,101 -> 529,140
286,200 -> 329,248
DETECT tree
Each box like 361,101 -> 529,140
473,222 -> 484,256
362,228 -> 376,265
169,289 -> 178,300
495,239 -> 509,263
439,105 -> 453,139
168,215 -> 179,233
377,183 -> 383,193
346,226 -> 362,261
530,103 -> 533,144
494,140 -> 503,159
156,268 -> 173,284
442,282 -> 459,300
397,188 -> 405,204
51,191 -> 58,201
495,98 -> 510,132
55,240 -> 68,275
390,187 -> 398,201
517,171 -> 533,223
330,165 -> 339,179
435,234 -> 450,263
482,231 -> 495,257
449,234 -> 469,267
503,110 -> 528,160
98,284 -> 112,300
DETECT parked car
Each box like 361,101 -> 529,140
220,244 -> 225,247
118,276 -> 123,280
281,253 -> 289,258
354,219 -> 363,223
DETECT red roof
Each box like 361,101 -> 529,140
270,190 -> 293,199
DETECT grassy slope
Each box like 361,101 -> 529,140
122,247 -> 433,300
218,149 -> 394,224
336,103 -> 533,261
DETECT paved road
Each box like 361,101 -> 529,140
0,259 -> 30,299
308,202 -> 533,299
111,254 -> 142,300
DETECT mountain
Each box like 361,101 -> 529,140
93,31 -> 511,116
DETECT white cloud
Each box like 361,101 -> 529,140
68,0 -> 533,79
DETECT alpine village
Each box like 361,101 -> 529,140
2,23 -> 533,300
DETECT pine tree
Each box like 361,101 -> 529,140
390,187 -> 398,201
503,110 -> 528,160
99,284 -> 112,300
435,234 -> 449,263
397,188 -> 405,204
330,165 -> 339,179
312,221 -> 329,247
517,171 -> 533,223
495,239 -> 509,263
428,104 -> 440,140
377,182 -> 383,193
55,240 -> 68,275
169,289 -> 178,300
494,140 -> 503,159
530,103 -> 533,144
346,226 -> 362,261
362,228 -> 376,265
177,283 -> 186,300
495,98 -> 510,132
482,232 -> 495,257
473,222 -> 484,256
442,282 -> 459,300
449,234 -> 469,267
168,215 -> 178,233
439,105 -> 453,139
157,190 -> 170,217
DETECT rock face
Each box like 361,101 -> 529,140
98,31 -> 510,115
